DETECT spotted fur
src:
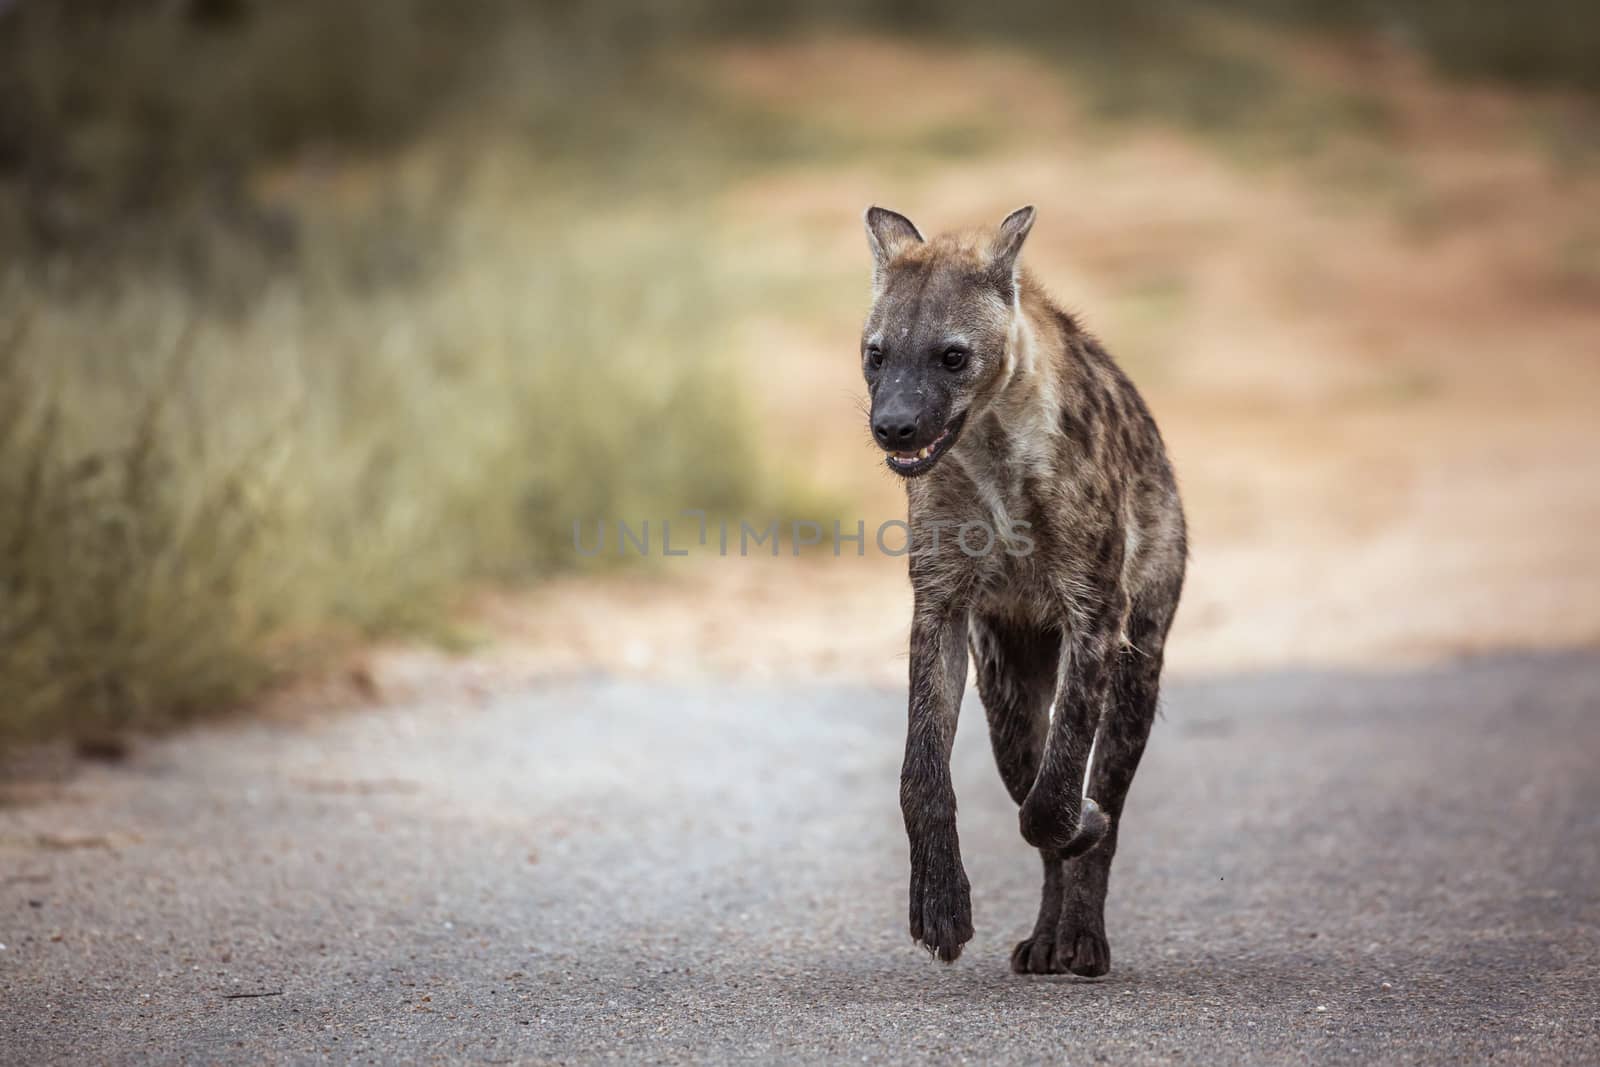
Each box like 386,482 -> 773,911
862,206 -> 1187,974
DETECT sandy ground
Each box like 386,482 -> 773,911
456,34 -> 1600,689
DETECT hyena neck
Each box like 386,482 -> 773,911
1006,278 -> 1070,398
953,278 -> 1069,479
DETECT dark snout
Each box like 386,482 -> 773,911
869,377 -> 964,477
871,391 -> 936,451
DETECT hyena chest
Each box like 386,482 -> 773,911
911,465 -> 1059,617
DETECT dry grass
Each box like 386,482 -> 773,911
0,182 -> 777,740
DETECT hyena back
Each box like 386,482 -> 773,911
861,205 -> 1186,975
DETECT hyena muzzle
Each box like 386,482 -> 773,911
860,205 -> 1186,976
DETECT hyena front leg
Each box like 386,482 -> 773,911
1017,587 -> 1120,860
902,597 -> 974,962
1054,598 -> 1173,977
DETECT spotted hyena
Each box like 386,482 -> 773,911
861,205 -> 1186,975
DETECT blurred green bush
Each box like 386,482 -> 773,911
4,1 -> 1594,264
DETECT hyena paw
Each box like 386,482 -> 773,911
1012,917 -> 1111,977
1009,930 -> 1059,975
1049,919 -> 1111,978
908,858 -> 973,963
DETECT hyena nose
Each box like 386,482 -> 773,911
873,416 -> 919,447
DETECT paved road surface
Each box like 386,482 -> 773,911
3,653 -> 1598,1064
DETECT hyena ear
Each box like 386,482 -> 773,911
990,205 -> 1036,291
864,206 -> 924,272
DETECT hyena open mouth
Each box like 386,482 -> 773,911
885,411 -> 968,478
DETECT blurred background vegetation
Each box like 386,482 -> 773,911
2,0 -> 1597,743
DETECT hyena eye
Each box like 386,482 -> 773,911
866,345 -> 884,369
941,346 -> 969,371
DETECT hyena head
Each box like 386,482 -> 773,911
861,205 -> 1035,477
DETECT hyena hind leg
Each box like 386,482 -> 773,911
970,613 -> 1059,807
969,614 -> 1090,976
1051,619 -> 1168,978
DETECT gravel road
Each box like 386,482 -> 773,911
4,652 -> 1598,1064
